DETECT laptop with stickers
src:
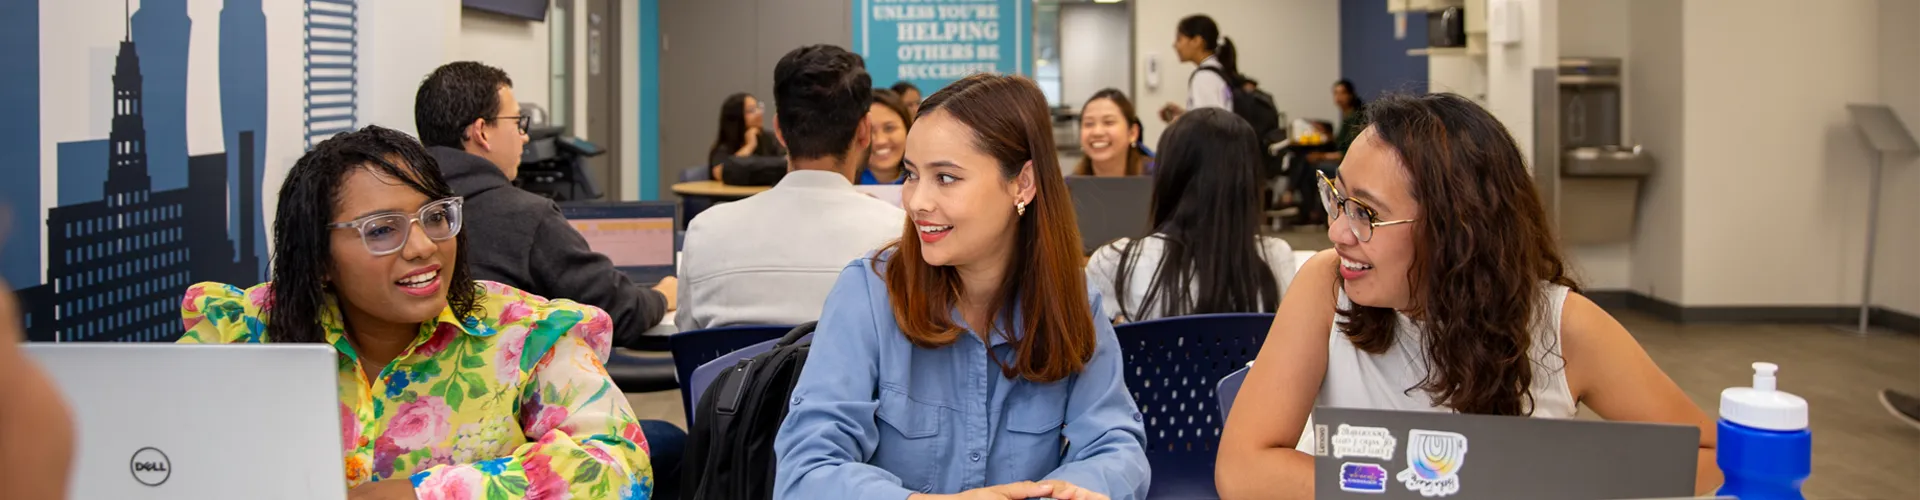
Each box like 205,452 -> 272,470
1312,407 -> 1701,500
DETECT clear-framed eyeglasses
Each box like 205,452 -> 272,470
327,197 -> 465,256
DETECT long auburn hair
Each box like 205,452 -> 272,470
1339,93 -> 1578,416
1071,88 -> 1148,177
1114,108 -> 1278,320
880,74 -> 1094,384
708,92 -> 754,161
270,125 -> 480,344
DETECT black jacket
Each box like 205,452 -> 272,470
433,146 -> 668,348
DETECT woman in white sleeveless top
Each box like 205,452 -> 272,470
1215,94 -> 1720,499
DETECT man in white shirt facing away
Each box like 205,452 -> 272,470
677,45 -> 906,331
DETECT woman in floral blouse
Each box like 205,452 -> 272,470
178,125 -> 651,500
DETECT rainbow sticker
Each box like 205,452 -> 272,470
1397,429 -> 1469,497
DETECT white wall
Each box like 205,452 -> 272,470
1873,0 -> 1920,315
1626,0 -> 1685,302
456,7 -> 551,111
1132,0 -> 1340,149
1483,0 -> 1555,163
1678,0 -> 1881,307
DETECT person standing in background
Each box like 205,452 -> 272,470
891,81 -> 923,118
1073,88 -> 1151,177
415,61 -> 676,350
1158,14 -> 1238,123
1086,108 -> 1294,324
860,89 -> 913,185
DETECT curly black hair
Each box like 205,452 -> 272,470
267,125 -> 480,344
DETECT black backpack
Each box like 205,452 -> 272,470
681,322 -> 816,500
1192,66 -> 1285,145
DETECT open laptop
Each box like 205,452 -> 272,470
560,201 -> 680,286
24,343 -> 345,499
1064,176 -> 1153,254
1312,407 -> 1700,500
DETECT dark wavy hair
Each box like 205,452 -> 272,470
1338,93 -> 1578,416
1114,108 -> 1278,320
268,125 -> 481,344
709,92 -> 755,162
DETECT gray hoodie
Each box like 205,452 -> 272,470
432,146 -> 668,348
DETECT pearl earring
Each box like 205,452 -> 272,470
1016,201 -> 1027,216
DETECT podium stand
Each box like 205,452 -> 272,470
1843,104 -> 1918,335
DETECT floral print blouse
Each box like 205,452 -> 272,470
178,280 -> 653,499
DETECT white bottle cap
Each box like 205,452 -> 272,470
1719,362 -> 1809,431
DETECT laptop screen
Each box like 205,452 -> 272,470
559,202 -> 678,286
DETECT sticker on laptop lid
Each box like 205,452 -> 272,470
1398,429 -> 1469,497
1340,462 -> 1390,494
1331,424 -> 1398,461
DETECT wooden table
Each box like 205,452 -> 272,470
671,181 -> 770,199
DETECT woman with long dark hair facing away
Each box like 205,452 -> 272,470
179,126 -> 654,499
708,92 -> 787,181
1214,94 -> 1719,498
860,89 -> 914,185
774,74 -> 1150,500
1087,108 -> 1294,324
1158,14 -> 1238,123
1072,88 -> 1151,177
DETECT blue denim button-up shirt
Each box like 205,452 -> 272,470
774,255 -> 1151,499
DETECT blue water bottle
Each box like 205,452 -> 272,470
1716,362 -> 1811,500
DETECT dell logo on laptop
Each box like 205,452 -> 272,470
129,447 -> 171,486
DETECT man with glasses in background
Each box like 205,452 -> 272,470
415,61 -> 677,349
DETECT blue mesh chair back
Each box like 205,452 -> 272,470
668,324 -> 794,422
1217,366 -> 1251,420
1115,313 -> 1274,499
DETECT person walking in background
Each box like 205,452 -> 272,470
891,81 -> 923,118
860,89 -> 913,185
1158,14 -> 1238,123
774,73 -> 1149,500
1072,88 -> 1152,177
1086,108 -> 1295,324
416,61 -> 677,350
707,92 -> 790,185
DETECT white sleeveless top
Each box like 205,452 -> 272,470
1297,283 -> 1577,450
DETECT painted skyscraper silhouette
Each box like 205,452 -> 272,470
223,0 -> 269,278
18,5 -> 261,342
0,0 -> 41,289
130,0 -> 191,192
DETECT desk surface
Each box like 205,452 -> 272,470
671,181 -> 770,198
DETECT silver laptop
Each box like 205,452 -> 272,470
1312,407 -> 1699,500
25,343 -> 345,499
1064,176 -> 1153,254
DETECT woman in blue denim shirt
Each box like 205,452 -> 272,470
773,74 -> 1151,500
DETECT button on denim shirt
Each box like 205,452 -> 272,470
773,255 -> 1151,499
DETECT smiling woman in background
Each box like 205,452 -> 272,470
774,74 -> 1149,500
1072,88 -> 1150,177
1214,94 -> 1718,499
178,126 -> 653,500
859,89 -> 913,185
